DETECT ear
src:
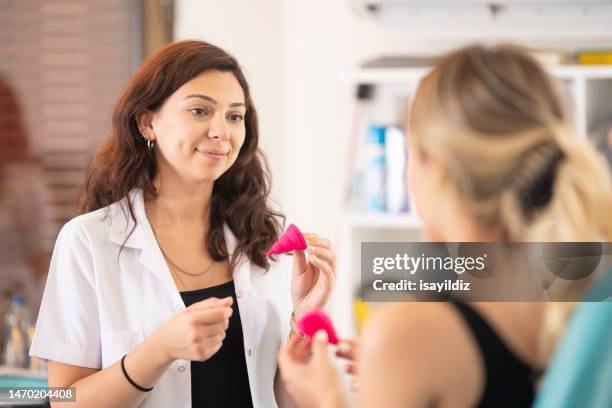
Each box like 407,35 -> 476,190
136,109 -> 156,141
426,150 -> 450,191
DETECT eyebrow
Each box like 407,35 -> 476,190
183,94 -> 246,108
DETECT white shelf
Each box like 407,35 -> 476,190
349,67 -> 429,84
349,65 -> 612,84
344,212 -> 422,229
549,65 -> 612,80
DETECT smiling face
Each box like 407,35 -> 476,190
139,70 -> 247,185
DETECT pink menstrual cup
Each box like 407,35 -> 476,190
266,224 -> 307,256
296,309 -> 339,345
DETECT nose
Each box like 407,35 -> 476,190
208,113 -> 230,141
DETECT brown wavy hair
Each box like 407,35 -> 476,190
77,40 -> 284,270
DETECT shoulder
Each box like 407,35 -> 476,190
59,207 -> 111,239
362,303 -> 461,364
50,208 -> 110,267
56,197 -> 127,248
360,302 -> 484,406
47,196 -> 137,284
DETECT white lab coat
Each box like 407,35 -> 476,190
30,188 -> 293,408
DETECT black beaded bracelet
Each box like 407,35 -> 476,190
121,354 -> 154,392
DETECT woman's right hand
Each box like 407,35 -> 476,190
278,330 -> 346,408
155,296 -> 233,362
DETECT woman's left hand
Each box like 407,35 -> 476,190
278,331 -> 346,408
291,233 -> 336,320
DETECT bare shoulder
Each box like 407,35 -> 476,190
358,303 -> 484,407
367,302 -> 454,336
362,303 -> 466,356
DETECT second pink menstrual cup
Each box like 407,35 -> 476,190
296,309 -> 339,345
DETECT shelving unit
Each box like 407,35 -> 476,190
349,65 -> 612,137
331,64 -> 612,338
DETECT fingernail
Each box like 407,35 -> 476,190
338,342 -> 350,353
314,330 -> 328,343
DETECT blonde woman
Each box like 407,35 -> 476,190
278,44 -> 612,408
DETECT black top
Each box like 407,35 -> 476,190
450,302 -> 535,408
180,280 -> 254,408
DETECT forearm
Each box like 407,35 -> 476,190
53,332 -> 173,408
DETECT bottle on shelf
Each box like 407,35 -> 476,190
364,125 -> 386,212
1,294 -> 32,369
346,84 -> 375,212
385,126 -> 409,213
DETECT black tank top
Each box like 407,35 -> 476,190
180,280 -> 254,408
451,302 -> 535,408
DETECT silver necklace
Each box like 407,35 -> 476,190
167,262 -> 187,291
150,224 -> 215,277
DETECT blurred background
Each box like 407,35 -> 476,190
1,0 -> 611,378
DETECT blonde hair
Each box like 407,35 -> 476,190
408,44 -> 612,362
409,44 -> 611,241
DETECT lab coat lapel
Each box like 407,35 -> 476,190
133,191 -> 182,295
108,189 -> 180,295
224,225 -> 264,360
138,225 -> 180,295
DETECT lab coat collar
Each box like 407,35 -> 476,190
108,189 -> 147,249
107,188 -> 252,292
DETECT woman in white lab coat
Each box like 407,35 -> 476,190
30,40 -> 336,408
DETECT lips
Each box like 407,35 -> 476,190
196,148 -> 228,160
